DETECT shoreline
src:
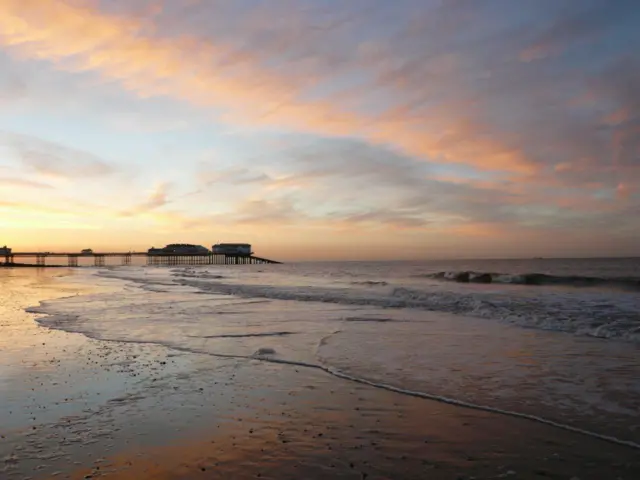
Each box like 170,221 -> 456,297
1,269 -> 639,479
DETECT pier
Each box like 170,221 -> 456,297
1,252 -> 281,267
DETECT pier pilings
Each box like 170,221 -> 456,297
146,254 -> 279,266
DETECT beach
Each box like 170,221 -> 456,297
1,265 -> 639,479
2,2 -> 638,477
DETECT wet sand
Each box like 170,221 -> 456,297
1,269 -> 639,479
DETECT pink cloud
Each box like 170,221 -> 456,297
0,0 -> 538,174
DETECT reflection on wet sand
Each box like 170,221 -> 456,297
62,361 -> 640,480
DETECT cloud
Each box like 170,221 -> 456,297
105,113 -> 192,133
198,167 -> 272,187
329,209 -> 430,230
119,182 -> 171,217
0,0 -> 539,174
273,139 -> 525,224
0,1 -> 636,178
0,177 -> 53,189
233,197 -> 300,225
189,134 -> 636,235
0,131 -> 115,178
0,198 -> 89,216
518,1 -> 638,62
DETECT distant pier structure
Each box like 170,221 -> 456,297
1,243 -> 281,267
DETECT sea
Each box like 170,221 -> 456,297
22,257 -> 640,448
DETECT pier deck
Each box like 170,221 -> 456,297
2,252 -> 281,267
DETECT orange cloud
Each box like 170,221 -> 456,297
603,108 -> 630,126
519,44 -> 551,62
119,182 -> 172,217
616,182 -> 634,200
438,221 -> 508,238
0,0 -> 536,174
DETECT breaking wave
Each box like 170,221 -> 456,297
421,271 -> 640,290
173,278 -> 640,343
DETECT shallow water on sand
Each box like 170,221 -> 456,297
26,265 -> 640,448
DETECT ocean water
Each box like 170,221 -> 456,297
27,258 -> 640,447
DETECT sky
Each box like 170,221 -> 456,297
0,0 -> 638,261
